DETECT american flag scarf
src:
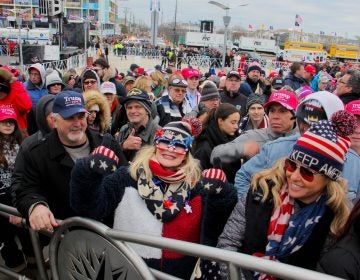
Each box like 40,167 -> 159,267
254,185 -> 326,280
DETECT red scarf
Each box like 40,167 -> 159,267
149,159 -> 186,184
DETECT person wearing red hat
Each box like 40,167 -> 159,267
0,67 -> 32,138
345,100 -> 360,155
0,107 -> 28,272
181,67 -> 201,110
303,64 -> 316,85
211,89 -> 298,164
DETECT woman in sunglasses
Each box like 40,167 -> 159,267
70,117 -> 237,279
216,110 -> 356,279
45,71 -> 65,95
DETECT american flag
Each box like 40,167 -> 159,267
295,14 -> 303,26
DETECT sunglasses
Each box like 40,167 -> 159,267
50,83 -> 62,87
284,158 -> 319,182
84,80 -> 97,85
155,138 -> 188,155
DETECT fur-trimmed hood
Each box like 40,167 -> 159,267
103,65 -> 117,82
83,90 -> 110,133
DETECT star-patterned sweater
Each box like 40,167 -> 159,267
70,164 -> 238,279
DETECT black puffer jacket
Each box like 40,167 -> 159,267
317,223 -> 360,280
193,119 -> 239,182
284,72 -> 306,91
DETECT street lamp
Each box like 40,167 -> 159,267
209,1 -> 248,69
208,1 -> 230,69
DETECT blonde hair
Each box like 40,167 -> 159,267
251,158 -> 350,236
134,76 -> 153,92
150,71 -> 167,87
130,145 -> 202,188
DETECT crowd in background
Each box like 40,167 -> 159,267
0,46 -> 360,279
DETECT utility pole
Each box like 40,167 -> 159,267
173,0 -> 177,46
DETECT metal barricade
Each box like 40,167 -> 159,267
0,203 -> 345,280
21,52 -> 88,74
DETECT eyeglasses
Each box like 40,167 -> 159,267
84,80 -> 97,85
284,158 -> 319,182
172,88 -> 186,93
155,138 -> 188,155
170,78 -> 188,86
50,83 -> 62,87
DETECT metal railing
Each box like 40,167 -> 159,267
0,203 -> 344,280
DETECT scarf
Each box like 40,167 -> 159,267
254,185 -> 327,280
137,158 -> 191,222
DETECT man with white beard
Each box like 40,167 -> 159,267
14,91 -> 126,232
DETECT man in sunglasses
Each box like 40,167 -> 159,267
235,91 -> 360,202
156,76 -> 192,126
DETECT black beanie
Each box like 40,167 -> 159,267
246,94 -> 266,111
200,81 -> 220,102
82,69 -> 98,81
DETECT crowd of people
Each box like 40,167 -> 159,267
0,52 -> 360,280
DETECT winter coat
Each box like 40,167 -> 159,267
219,90 -> 248,117
83,90 -> 111,134
238,113 -> 269,133
11,95 -> 55,205
24,63 -> 48,135
14,129 -> 126,220
70,165 -> 238,279
0,142 -> 19,206
24,63 -> 47,109
117,119 -> 160,162
210,126 -> 298,165
243,77 -> 271,100
218,185 -> 334,279
284,72 -> 306,91
194,118 -> 238,169
156,95 -> 192,127
318,226 -> 360,280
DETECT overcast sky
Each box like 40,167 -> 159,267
118,0 -> 360,39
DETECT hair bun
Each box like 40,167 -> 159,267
331,110 -> 357,137
182,117 -> 202,137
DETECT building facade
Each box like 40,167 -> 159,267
0,0 -> 118,36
